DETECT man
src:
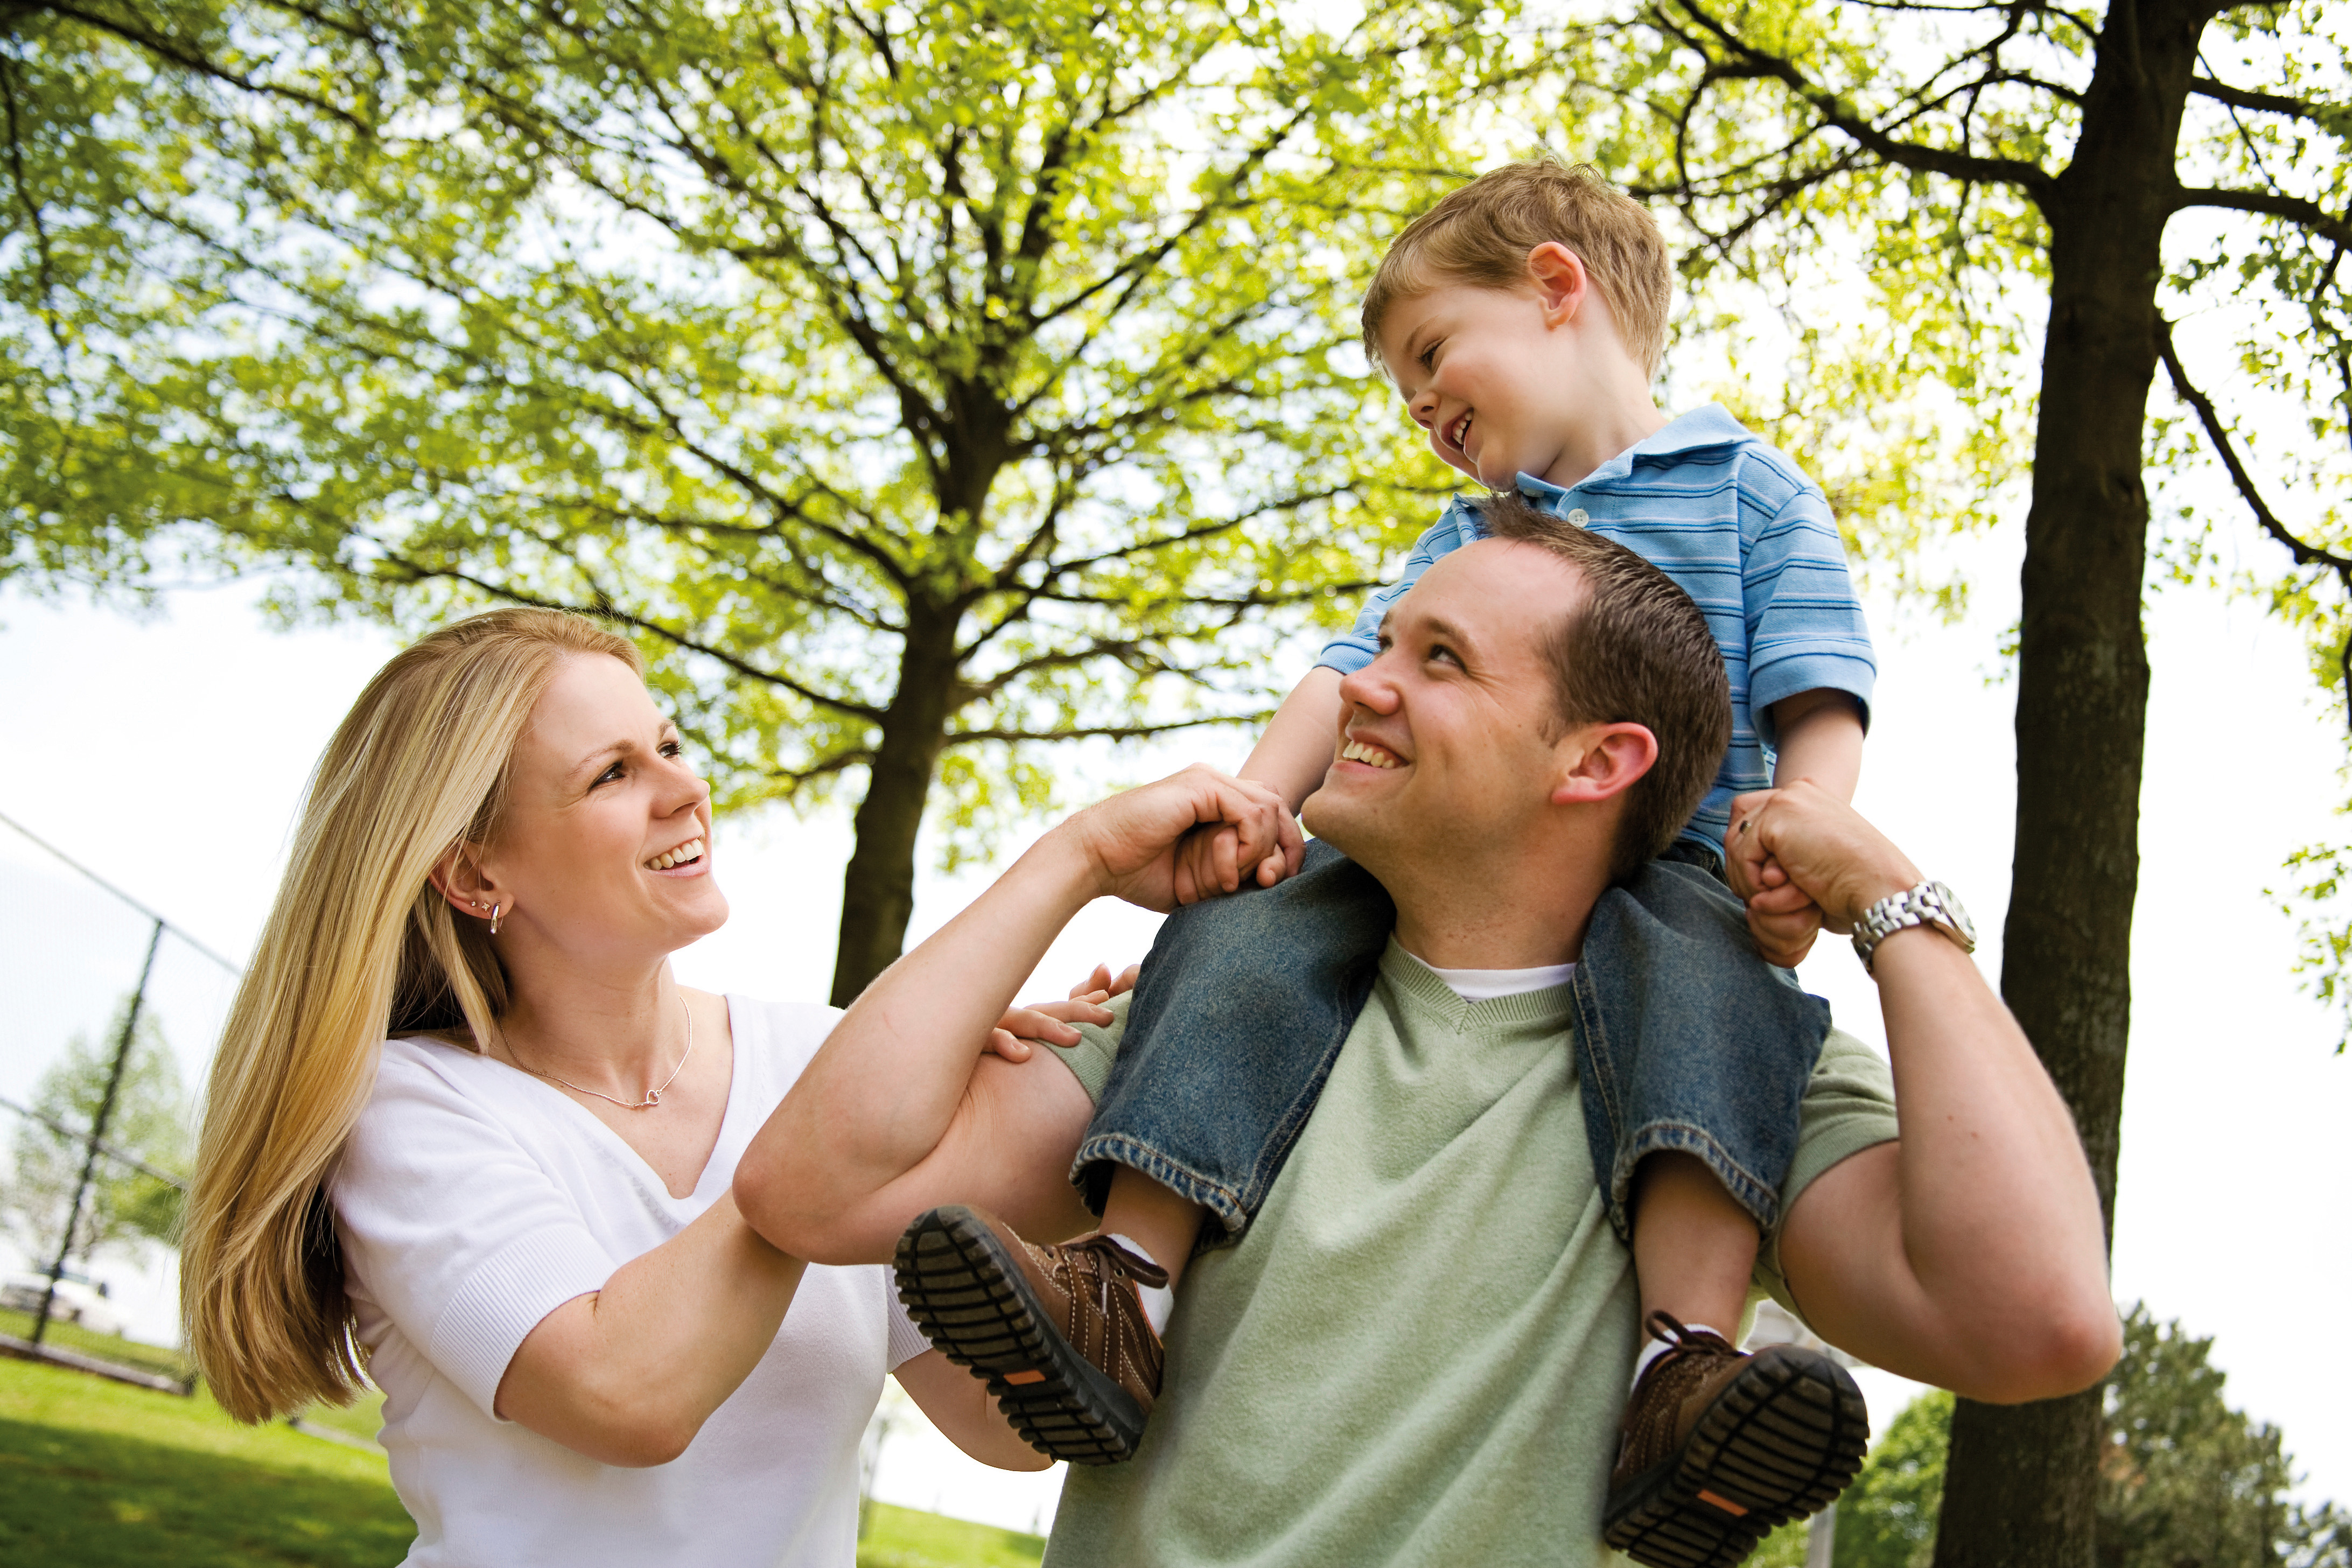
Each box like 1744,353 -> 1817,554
734,523 -> 2119,1568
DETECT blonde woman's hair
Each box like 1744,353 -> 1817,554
1361,159 -> 1674,379
182,607 -> 641,1423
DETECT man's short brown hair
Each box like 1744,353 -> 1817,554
1478,492 -> 1730,881
1361,160 -> 1673,379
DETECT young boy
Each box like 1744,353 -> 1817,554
896,160 -> 1878,1567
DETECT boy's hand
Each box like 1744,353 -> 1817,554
1724,790 -> 1833,969
1724,782 -> 1923,941
1171,820 -> 1292,906
979,963 -> 1141,1061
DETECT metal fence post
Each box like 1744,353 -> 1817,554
30,917 -> 165,1346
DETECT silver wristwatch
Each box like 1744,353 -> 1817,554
1851,881 -> 1977,975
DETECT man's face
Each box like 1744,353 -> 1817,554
1303,541 -> 1586,865
1377,276 -> 1590,490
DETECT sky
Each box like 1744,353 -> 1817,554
1,505 -> 2347,1527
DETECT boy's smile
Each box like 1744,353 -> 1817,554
1373,242 -> 1670,494
1379,283 -> 1573,489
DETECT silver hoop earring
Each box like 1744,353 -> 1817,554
489,903 -> 502,936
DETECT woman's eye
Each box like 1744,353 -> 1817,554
659,739 -> 683,759
593,761 -> 626,787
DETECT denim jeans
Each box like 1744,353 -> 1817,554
1072,839 -> 1831,1249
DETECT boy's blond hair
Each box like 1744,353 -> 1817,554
1361,160 -> 1672,378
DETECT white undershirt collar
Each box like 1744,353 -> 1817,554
1404,950 -> 1578,1002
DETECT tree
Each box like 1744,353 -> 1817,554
2,1001 -> 191,1269
1,0 -> 1518,1001
1835,1391 -> 1956,1568
1822,1315 -> 2351,1568
1525,2 -> 2351,1559
2098,1307 -> 2352,1568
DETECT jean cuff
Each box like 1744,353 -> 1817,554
1070,1133 -> 1251,1254
1605,1122 -> 1781,1245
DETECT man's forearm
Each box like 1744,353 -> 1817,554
1745,785 -> 2119,1401
1861,928 -> 2117,1397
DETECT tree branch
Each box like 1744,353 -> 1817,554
1658,0 -> 2061,201
2172,185 -> 2352,246
2155,313 -> 2352,729
2190,75 -> 2332,121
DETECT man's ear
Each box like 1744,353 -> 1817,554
1525,242 -> 1591,327
428,846 -> 500,918
1550,722 -> 1659,807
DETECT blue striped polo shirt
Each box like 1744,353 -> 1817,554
1314,403 -> 1876,857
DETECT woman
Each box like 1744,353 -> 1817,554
180,608 -> 1107,1566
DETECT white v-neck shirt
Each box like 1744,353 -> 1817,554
333,995 -> 928,1567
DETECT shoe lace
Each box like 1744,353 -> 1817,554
1061,1233 -> 1170,1320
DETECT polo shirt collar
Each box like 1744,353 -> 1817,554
1511,403 -> 1751,498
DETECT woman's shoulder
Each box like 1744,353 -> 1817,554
718,995 -> 842,1096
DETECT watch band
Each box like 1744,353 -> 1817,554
1851,880 -> 1977,976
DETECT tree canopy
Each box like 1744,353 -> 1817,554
4,0 -> 1509,997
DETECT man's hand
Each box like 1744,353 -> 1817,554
1061,765 -> 1304,912
1724,781 -> 1923,943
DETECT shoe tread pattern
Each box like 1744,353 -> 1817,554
1604,1346 -> 1868,1568
891,1206 -> 1144,1466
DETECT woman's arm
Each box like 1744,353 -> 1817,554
494,1193 -> 803,1466
733,766 -> 1299,1265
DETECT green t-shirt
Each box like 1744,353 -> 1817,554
1042,939 -> 1899,1568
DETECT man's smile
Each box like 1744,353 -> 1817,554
1339,737 -> 1404,770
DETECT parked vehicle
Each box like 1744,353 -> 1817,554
1,1271 -> 125,1337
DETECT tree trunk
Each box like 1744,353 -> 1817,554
828,606 -> 964,1006
1931,3 -> 2208,1564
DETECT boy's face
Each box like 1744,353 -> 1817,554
1376,277 -> 1592,489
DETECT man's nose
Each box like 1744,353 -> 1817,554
1336,661 -> 1401,714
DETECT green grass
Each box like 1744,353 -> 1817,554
0,1306 -> 193,1382
1,1355 -> 1048,1566
0,1355 -> 415,1566
859,1499 -> 1047,1567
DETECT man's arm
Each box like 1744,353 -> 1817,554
1731,783 -> 2121,1404
732,766 -> 1301,1265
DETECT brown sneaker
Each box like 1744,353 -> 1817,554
1602,1312 -> 1870,1568
893,1205 -> 1168,1465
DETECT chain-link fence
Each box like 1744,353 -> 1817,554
0,810 -> 241,1391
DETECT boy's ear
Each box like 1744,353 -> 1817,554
1525,242 -> 1592,326
1550,721 -> 1658,808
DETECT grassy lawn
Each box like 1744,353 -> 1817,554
0,1356 -> 415,1566
860,1501 -> 1047,1567
0,1355 -> 1047,1566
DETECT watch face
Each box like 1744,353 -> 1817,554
1931,881 -> 1977,945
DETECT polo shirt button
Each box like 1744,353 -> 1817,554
1565,507 -> 1591,526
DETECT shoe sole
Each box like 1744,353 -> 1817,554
1603,1345 -> 1870,1568
892,1206 -> 1147,1466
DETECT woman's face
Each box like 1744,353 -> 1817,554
474,653 -> 727,968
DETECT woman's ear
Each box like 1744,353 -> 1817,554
429,846 -> 500,919
1550,722 -> 1660,807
